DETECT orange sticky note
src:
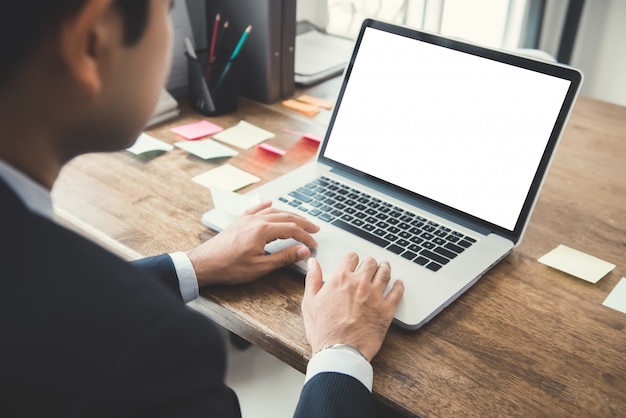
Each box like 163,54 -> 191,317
296,95 -> 333,110
282,99 -> 320,117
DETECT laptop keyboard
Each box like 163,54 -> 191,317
279,176 -> 476,272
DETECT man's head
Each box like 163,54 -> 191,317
0,0 -> 174,187
0,1 -> 151,89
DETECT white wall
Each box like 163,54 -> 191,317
538,0 -> 626,107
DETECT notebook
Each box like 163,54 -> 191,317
203,19 -> 582,330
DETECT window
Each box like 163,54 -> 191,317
326,0 -> 528,51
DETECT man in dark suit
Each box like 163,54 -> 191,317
0,1 -> 404,417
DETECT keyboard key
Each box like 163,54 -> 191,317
413,256 -> 429,266
332,219 -> 390,248
465,236 -> 477,243
309,209 -> 322,216
410,236 -> 424,245
289,191 -> 312,203
319,213 -> 335,222
421,232 -> 434,240
426,262 -> 442,272
298,187 -> 316,196
444,242 -> 465,254
396,239 -> 410,247
420,249 -> 450,265
401,251 -> 417,261
384,233 -> 398,242
351,219 -> 364,227
423,241 -> 436,249
387,244 -> 404,254
458,239 -> 473,248
434,246 -> 458,259
408,244 -> 422,253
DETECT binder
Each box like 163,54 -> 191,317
205,0 -> 296,104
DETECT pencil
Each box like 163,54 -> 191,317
208,13 -> 220,65
229,25 -> 252,60
217,25 -> 252,87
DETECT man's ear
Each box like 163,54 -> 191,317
57,0 -> 119,98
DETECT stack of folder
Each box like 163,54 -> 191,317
205,0 -> 296,104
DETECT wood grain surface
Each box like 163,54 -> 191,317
53,82 -> 626,417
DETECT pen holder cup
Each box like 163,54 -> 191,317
186,51 -> 238,116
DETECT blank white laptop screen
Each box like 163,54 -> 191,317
323,27 -> 572,231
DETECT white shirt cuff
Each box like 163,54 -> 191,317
304,348 -> 373,392
169,252 -> 199,303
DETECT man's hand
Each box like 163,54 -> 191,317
301,253 -> 404,362
186,201 -> 320,287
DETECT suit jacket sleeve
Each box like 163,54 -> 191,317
293,372 -> 376,418
131,254 -> 183,301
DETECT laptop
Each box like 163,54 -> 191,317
203,19 -> 582,330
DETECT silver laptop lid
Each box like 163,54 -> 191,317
318,19 -> 582,244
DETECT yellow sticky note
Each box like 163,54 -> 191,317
538,244 -> 615,283
604,278 -> 626,314
192,164 -> 260,192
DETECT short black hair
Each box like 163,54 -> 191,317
0,0 -> 150,87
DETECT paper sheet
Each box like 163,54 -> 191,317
192,164 -> 260,191
213,121 -> 275,149
603,278 -> 626,314
171,120 -> 224,140
175,138 -> 238,160
126,133 -> 173,155
201,187 -> 262,231
538,244 -> 616,283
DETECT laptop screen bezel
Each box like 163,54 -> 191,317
317,19 -> 582,243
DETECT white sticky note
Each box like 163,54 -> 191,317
192,164 -> 260,192
538,244 -> 616,283
127,133 -> 173,155
201,188 -> 262,231
175,138 -> 238,160
604,278 -> 626,314
211,187 -> 261,214
213,120 -> 275,149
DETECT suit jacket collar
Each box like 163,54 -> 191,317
0,160 -> 53,220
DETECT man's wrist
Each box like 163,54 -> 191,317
316,344 -> 369,362
306,344 -> 374,391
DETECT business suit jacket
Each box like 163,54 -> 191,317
0,179 -> 375,417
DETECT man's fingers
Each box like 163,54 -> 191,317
371,260 -> 392,288
243,200 -> 272,215
304,257 -> 323,297
385,279 -> 405,306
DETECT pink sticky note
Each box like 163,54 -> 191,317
170,120 -> 223,140
302,132 -> 322,143
258,143 -> 286,155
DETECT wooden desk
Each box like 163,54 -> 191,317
53,81 -> 626,417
